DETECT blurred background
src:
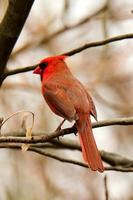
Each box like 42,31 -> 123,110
0,0 -> 133,199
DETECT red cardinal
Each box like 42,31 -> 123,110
34,55 -> 104,172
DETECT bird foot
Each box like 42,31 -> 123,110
55,119 -> 65,140
73,123 -> 77,136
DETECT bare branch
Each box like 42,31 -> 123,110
24,148 -> 133,172
92,117 -> 133,128
100,150 -> 133,167
0,141 -> 133,168
0,136 -> 133,173
39,4 -> 107,45
49,140 -> 133,167
104,176 -> 109,200
1,144 -> 133,172
4,65 -> 37,77
1,116 -> 133,143
65,33 -> 133,56
3,64 -> 38,79
10,3 -> 107,59
4,33 -> 133,80
105,167 -> 133,172
0,117 -> 133,171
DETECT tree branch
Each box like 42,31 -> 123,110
0,116 -> 133,171
49,140 -> 133,167
10,3 -> 107,59
65,33 -> 133,56
104,176 -> 109,200
0,141 -> 133,168
39,4 -> 107,46
21,148 -> 133,172
4,33 -> 133,80
0,144 -> 133,172
1,116 -> 133,143
0,0 -> 35,85
4,64 -> 37,77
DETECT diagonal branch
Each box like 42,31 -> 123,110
29,149 -> 133,172
38,4 -> 107,46
65,33 -> 133,56
49,140 -> 133,167
4,64 -> 37,77
4,33 -> 133,80
10,3 -> 107,59
0,142 -> 133,168
1,144 -> 133,172
0,0 -> 35,85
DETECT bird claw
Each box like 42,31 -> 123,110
55,119 -> 66,140
57,136 -> 60,141
55,126 -> 61,132
73,123 -> 77,136
55,119 -> 65,132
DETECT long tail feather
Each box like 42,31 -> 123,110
76,115 -> 104,172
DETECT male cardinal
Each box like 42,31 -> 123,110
34,55 -> 104,172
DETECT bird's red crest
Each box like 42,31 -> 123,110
33,55 -> 67,75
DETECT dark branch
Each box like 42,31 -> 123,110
1,144 -> 133,172
0,0 -> 35,85
4,64 -> 37,77
1,116 -> 133,144
1,141 -> 133,168
65,33 -> 133,56
0,117 -> 133,170
4,33 -> 133,80
104,176 -> 109,200
49,140 -> 133,167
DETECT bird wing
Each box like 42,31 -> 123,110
72,79 -> 97,120
86,92 -> 97,120
43,84 -> 77,121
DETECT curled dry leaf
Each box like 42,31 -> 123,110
0,110 -> 34,151
20,112 -> 34,152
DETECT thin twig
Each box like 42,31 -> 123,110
104,176 -> 109,200
39,4 -> 107,45
65,33 -> 133,56
4,65 -> 37,78
0,117 -> 4,134
0,110 -> 34,131
92,117 -> 133,128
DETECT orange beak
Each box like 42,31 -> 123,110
33,66 -> 41,74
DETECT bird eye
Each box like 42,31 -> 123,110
39,62 -> 48,69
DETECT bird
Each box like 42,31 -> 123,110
33,55 -> 104,172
